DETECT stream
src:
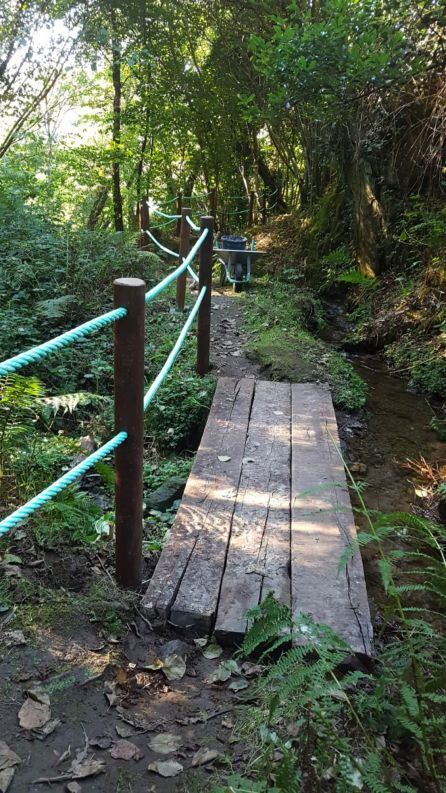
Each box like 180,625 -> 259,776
327,303 -> 445,522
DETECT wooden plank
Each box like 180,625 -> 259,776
214,381 -> 291,644
143,377 -> 255,624
291,383 -> 373,656
169,377 -> 257,630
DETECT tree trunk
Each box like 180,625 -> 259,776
349,158 -> 387,276
111,12 -> 124,233
87,184 -> 109,230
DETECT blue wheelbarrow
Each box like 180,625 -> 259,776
214,235 -> 265,292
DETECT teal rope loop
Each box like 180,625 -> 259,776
146,202 -> 181,220
149,217 -> 178,229
186,216 -> 200,232
144,287 -> 206,411
144,229 -> 178,258
0,306 -> 127,377
0,431 -> 128,534
145,227 -> 208,303
143,230 -> 199,281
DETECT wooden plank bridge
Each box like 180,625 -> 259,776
143,377 -> 372,655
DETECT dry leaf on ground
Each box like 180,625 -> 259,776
228,679 -> 249,692
148,733 -> 182,755
109,740 -> 141,761
18,697 -> 51,731
66,783 -> 82,793
147,760 -> 183,778
89,736 -> 112,750
191,747 -> 219,767
2,630 -> 26,647
217,455 -> 231,462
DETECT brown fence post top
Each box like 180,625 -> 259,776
114,277 -> 146,288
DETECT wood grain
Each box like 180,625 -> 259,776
290,383 -> 373,655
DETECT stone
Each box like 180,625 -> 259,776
145,477 -> 187,512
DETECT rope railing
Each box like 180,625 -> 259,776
0,432 -> 128,535
0,215 -> 214,576
144,227 -> 207,303
186,215 -> 200,232
144,229 -> 200,282
144,286 -> 206,411
0,307 -> 127,377
146,202 -> 181,220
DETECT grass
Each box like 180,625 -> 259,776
243,278 -> 367,411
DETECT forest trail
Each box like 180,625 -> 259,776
209,290 -> 260,379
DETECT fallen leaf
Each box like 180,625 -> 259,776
66,783 -> 82,793
230,350 -> 242,357
242,457 -> 255,464
26,686 -> 50,706
0,742 -> 21,773
2,630 -> 26,647
147,759 -> 183,778
273,410 -> 284,415
90,736 -> 112,749
141,650 -> 163,671
67,753 -> 105,779
104,681 -> 118,707
228,678 -> 249,692
18,697 -> 51,730
241,662 -> 263,678
191,747 -> 219,767
217,455 -> 231,462
207,663 -> 232,684
221,715 -> 234,729
193,637 -> 207,648
148,733 -> 182,755
2,553 -> 22,565
115,723 -> 134,738
34,718 -> 61,740
110,740 -> 141,761
203,642 -> 223,660
0,768 -> 15,792
161,654 -> 186,682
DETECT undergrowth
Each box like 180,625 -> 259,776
0,208 -> 214,562
243,278 -> 367,411
217,474 -> 446,793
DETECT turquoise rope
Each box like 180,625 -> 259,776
144,229 -> 178,257
187,265 -> 199,283
186,216 -> 200,232
149,217 -> 177,229
146,202 -> 181,220
144,287 -> 206,411
0,307 -> 127,377
145,227 -> 208,303
143,230 -> 199,281
0,431 -> 128,534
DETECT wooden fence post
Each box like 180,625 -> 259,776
248,190 -> 255,226
114,277 -> 146,590
176,208 -> 191,312
176,192 -> 182,236
196,216 -> 214,376
139,196 -> 149,248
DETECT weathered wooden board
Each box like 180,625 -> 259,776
214,381 -> 291,644
290,383 -> 373,655
143,377 -> 255,624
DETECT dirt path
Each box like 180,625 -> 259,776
0,289 -> 258,793
210,290 -> 260,379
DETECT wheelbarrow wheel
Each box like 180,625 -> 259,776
234,261 -> 243,293
219,260 -> 227,287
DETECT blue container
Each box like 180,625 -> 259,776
221,235 -> 247,251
